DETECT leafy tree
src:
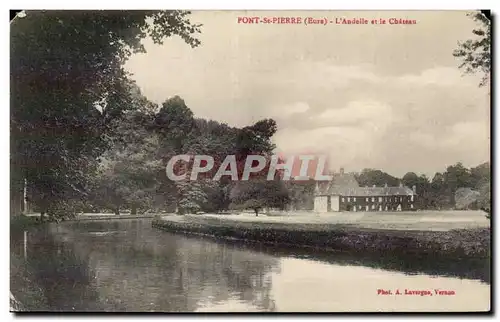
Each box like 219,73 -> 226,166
453,11 -> 491,87
451,11 -> 490,214
470,162 -> 490,188
155,96 -> 195,154
477,181 -> 491,219
236,119 -> 277,156
444,162 -> 473,207
94,106 -> 163,214
286,178 -> 316,210
414,175 -> 433,209
230,178 -> 290,216
470,162 -> 491,218
402,172 -> 419,188
355,169 -> 399,187
154,96 -> 197,213
225,118 -> 289,216
11,10 -> 201,217
176,180 -> 209,214
428,172 -> 447,209
455,187 -> 481,210
202,180 -> 233,213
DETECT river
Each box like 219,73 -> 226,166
10,219 -> 490,312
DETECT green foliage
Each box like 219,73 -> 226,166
286,179 -> 316,210
351,163 -> 490,212
355,169 -> 399,187
230,178 -> 290,216
155,96 -> 195,154
176,180 -> 209,214
236,119 -> 277,155
11,10 -> 201,216
453,11 -> 491,87
413,162 -> 490,211
477,181 -> 491,219
90,90 -> 281,215
11,9 -> 280,220
94,99 -> 164,214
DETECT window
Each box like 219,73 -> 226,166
411,195 -> 414,202
366,197 -> 369,202
348,197 -> 351,202
353,197 -> 356,202
371,205 -> 375,210
378,197 -> 382,202
341,197 -> 345,202
371,197 -> 375,202
411,204 -> 414,209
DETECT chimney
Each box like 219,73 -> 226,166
412,185 -> 417,194
339,167 -> 344,175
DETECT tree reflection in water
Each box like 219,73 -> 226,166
10,219 -> 489,312
13,219 -> 279,311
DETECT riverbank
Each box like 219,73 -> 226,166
152,214 -> 491,259
68,213 -> 156,221
197,210 -> 490,231
22,213 -> 156,222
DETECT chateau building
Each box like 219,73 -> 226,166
313,169 -> 417,213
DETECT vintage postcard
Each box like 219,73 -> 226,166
10,10 -> 491,313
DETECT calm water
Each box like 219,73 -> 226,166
11,219 -> 490,312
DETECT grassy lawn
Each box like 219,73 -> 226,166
154,211 -> 491,259
165,210 -> 490,232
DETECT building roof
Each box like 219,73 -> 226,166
315,171 -> 415,196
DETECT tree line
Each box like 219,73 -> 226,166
354,163 -> 490,212
10,10 -> 201,218
10,11 -> 490,219
84,92 -> 291,216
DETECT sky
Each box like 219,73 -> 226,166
125,10 -> 490,178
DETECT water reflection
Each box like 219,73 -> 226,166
13,220 -> 278,311
10,219 -> 490,312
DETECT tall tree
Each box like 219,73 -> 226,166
355,169 -> 399,187
228,119 -> 290,215
286,178 -> 316,211
11,10 -> 201,217
93,92 -> 163,215
402,172 -> 419,189
453,11 -> 491,87
155,96 -> 195,154
470,162 -> 491,217
230,178 -> 290,216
